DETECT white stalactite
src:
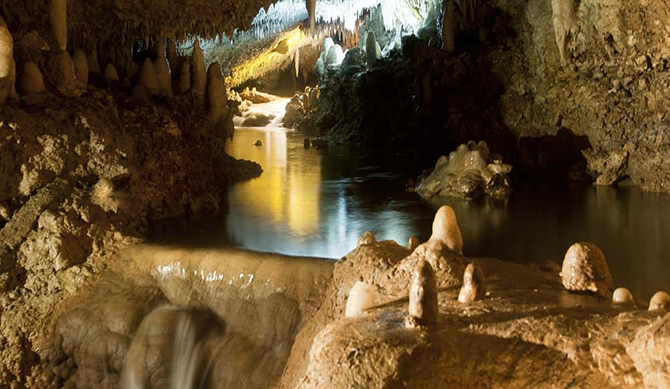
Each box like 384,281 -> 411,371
49,0 -> 68,51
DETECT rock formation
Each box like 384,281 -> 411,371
551,0 -> 579,65
0,16 -> 15,106
45,50 -> 85,97
612,287 -> 634,305
416,141 -> 512,199
191,40 -> 206,99
649,291 -> 670,311
306,0 -> 316,31
345,282 -> 376,318
441,0 -> 458,52
365,31 -> 378,67
72,48 -> 88,84
178,59 -> 191,95
17,62 -> 47,96
87,49 -> 101,75
49,0 -> 68,50
458,261 -> 486,303
205,62 -> 228,127
406,260 -> 439,327
561,242 -> 614,299
357,231 -> 376,246
138,58 -> 159,95
155,40 -> 173,97
430,205 -> 463,255
103,63 -> 120,83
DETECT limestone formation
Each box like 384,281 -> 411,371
406,260 -> 438,327
103,63 -> 120,83
345,282 -> 376,318
46,50 -> 85,97
72,48 -> 89,84
88,49 -> 102,74
191,40 -> 206,99
458,261 -> 486,303
49,0 -> 68,50
17,62 -> 46,96
407,236 -> 420,251
325,44 -> 344,68
441,0 -> 458,52
416,141 -> 512,199
365,31 -> 378,67
139,58 -> 159,95
551,0 -> 579,65
294,48 -> 300,78
306,0 -> 316,31
612,287 -> 634,305
0,16 -> 15,106
561,242 -> 613,298
357,231 -> 376,247
178,59 -> 191,95
649,291 -> 670,311
155,40 -> 173,97
167,39 -> 179,70
430,205 -> 463,255
206,62 -> 227,126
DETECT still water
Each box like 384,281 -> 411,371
156,100 -> 670,300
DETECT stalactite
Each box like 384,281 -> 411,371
49,0 -> 68,51
306,0 -> 316,31
441,0 -> 458,53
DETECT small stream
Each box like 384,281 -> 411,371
153,99 -> 670,300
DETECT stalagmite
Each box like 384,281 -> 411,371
155,40 -> 173,97
167,39 -> 179,69
104,63 -> 119,83
206,62 -> 227,126
177,59 -> 191,95
294,48 -> 300,79
406,260 -> 439,328
345,282 -> 376,318
458,261 -> 486,303
46,50 -> 83,97
649,291 -> 670,311
612,287 -> 635,305
49,0 -> 68,51
17,62 -> 46,96
191,40 -> 206,99
0,16 -> 15,106
306,0 -> 316,31
551,0 -> 579,65
366,31 -> 378,67
72,48 -> 88,84
561,242 -> 613,298
430,205 -> 463,254
139,58 -> 159,95
441,0 -> 458,53
88,49 -> 101,74
357,231 -> 376,247
407,236 -> 420,251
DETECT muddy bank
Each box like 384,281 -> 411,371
0,88 -> 260,387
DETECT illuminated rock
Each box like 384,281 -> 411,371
551,0 -> 579,65
407,236 -> 420,251
139,58 -> 159,95
345,282 -> 376,318
17,62 -> 46,96
357,231 -> 376,247
306,0 -> 316,31
612,287 -> 634,305
191,40 -> 206,99
416,141 -> 512,199
206,62 -> 227,126
406,260 -> 438,327
103,63 -> 119,83
49,0 -> 68,50
0,16 -> 15,105
325,44 -> 344,68
88,48 -> 101,75
155,40 -> 173,97
365,31 -> 379,67
430,205 -> 463,255
45,50 -> 85,97
649,291 -> 670,311
561,242 -> 613,298
72,48 -> 88,84
458,261 -> 486,303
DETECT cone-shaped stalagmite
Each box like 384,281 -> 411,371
366,31 -> 378,67
155,40 -> 173,97
306,0 -> 316,31
430,205 -> 463,254
0,16 -> 15,105
167,39 -> 179,70
49,0 -> 68,51
46,50 -> 84,97
72,48 -> 88,84
88,49 -> 101,74
441,0 -> 458,52
104,63 -> 119,83
458,261 -> 486,303
178,59 -> 191,95
206,62 -> 227,125
561,242 -> 613,298
191,40 -> 206,99
18,62 -> 46,96
139,58 -> 159,95
406,260 -> 439,327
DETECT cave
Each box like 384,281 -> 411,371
1,0 -> 669,388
